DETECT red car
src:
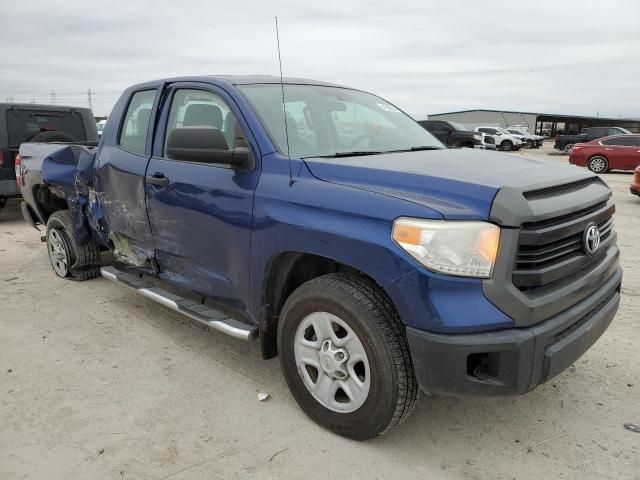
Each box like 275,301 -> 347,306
569,134 -> 640,173
631,166 -> 640,197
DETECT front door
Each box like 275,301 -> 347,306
145,84 -> 260,315
617,136 -> 640,170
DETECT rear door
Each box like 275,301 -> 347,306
93,88 -> 159,264
145,83 -> 260,314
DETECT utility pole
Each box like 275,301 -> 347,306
87,88 -> 93,110
6,96 -> 14,102
50,90 -> 57,104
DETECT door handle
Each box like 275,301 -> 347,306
147,172 -> 169,187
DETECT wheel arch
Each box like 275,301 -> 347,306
258,251 -> 396,359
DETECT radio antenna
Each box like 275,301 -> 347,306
275,16 -> 293,185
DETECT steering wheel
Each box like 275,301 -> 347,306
347,133 -> 377,149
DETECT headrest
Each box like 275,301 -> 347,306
183,104 -> 223,128
136,108 -> 151,134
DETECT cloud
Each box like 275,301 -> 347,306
1,0 -> 638,118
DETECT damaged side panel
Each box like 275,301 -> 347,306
39,144 -> 155,267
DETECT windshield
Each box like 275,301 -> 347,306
496,127 -> 512,135
448,121 -> 469,131
238,84 -> 443,158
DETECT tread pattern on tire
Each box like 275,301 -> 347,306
303,273 -> 419,436
48,210 -> 101,281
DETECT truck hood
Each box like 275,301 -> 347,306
304,149 -> 592,221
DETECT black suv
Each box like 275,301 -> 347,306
419,120 -> 492,149
0,103 -> 98,217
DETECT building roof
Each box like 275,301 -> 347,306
428,109 -> 638,122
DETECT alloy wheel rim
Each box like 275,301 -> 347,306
48,230 -> 69,277
294,312 -> 371,413
590,157 -> 606,172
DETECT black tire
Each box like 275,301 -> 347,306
46,210 -> 101,280
29,130 -> 77,143
563,143 -> 575,154
587,155 -> 609,174
525,139 -> 533,148
278,273 -> 418,440
500,140 -> 513,151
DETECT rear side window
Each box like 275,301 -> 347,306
119,90 -> 156,155
6,109 -> 87,146
603,136 -> 639,146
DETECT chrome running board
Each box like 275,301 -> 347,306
100,266 -> 258,341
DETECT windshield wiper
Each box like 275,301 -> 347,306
403,146 -> 444,152
307,151 -> 384,158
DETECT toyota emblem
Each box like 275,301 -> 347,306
583,223 -> 601,255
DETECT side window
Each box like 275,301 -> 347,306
601,137 -> 622,146
478,128 -> 490,134
164,89 -> 246,159
602,136 -> 638,146
119,90 -> 156,155
607,128 -> 622,136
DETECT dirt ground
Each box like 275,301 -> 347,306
1,144 -> 639,480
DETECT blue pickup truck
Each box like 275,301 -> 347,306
17,76 -> 621,439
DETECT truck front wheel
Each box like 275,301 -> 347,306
500,140 -> 513,151
278,273 -> 418,440
46,210 -> 101,281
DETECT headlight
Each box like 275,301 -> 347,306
392,218 -> 500,278
473,133 -> 482,140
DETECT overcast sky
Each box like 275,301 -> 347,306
1,0 -> 638,118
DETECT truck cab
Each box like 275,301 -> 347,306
0,103 -> 97,217
419,120 -> 494,149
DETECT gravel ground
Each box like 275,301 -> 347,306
1,143 -> 638,479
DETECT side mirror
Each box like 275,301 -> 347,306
166,127 -> 251,167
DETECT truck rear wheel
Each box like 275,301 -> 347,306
278,273 -> 418,440
563,143 -> 575,154
46,210 -> 101,281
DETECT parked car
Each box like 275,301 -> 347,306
569,134 -> 640,173
506,127 -> 543,148
96,119 -> 107,138
419,120 -> 494,149
0,103 -> 98,217
631,166 -> 640,197
554,126 -> 631,154
18,76 -> 621,440
475,126 -> 524,151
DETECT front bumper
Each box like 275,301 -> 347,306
406,267 -> 621,395
0,179 -> 20,197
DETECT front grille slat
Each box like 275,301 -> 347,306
518,203 -> 615,246
513,198 -> 616,291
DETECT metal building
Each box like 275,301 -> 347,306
426,109 -> 640,135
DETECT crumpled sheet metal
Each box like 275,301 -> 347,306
40,145 -> 105,246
